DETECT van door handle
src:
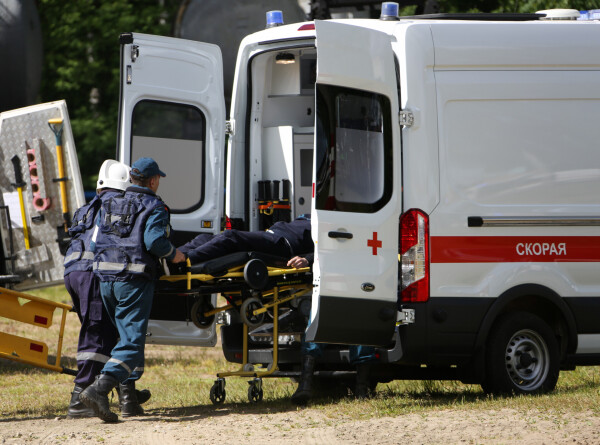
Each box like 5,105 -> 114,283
328,231 -> 353,239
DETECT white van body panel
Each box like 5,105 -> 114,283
118,33 -> 226,234
305,21 -> 401,346
118,33 -> 225,347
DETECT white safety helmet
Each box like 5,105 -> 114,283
96,160 -> 131,191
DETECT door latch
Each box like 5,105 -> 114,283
396,308 -> 415,325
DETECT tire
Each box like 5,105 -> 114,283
484,311 -> 560,395
209,383 -> 226,405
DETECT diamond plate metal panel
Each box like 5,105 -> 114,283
0,101 -> 85,290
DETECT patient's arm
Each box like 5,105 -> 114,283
171,249 -> 186,263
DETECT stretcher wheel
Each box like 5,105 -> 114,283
191,298 -> 215,329
244,259 -> 268,290
210,379 -> 226,405
248,378 -> 263,403
240,297 -> 265,328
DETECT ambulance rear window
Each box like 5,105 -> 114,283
315,85 -> 392,213
130,100 -> 206,214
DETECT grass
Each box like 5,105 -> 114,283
1,285 -> 600,421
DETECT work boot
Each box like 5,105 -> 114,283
117,382 -> 146,417
79,374 -> 119,422
67,385 -> 95,419
291,355 -> 316,405
354,362 -> 374,399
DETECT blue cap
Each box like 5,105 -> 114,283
131,157 -> 166,178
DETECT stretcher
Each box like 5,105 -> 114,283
0,286 -> 76,375
157,251 -> 312,403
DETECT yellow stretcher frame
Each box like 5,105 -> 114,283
0,287 -> 76,375
159,259 -> 312,403
159,259 -> 311,328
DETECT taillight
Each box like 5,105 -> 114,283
400,209 -> 429,303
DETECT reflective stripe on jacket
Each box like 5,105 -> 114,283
64,189 -> 124,276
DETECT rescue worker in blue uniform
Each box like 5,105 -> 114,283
63,160 -> 151,418
80,157 -> 185,422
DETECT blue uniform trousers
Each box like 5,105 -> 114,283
99,279 -> 154,384
64,271 -> 118,387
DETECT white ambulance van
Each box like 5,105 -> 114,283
117,6 -> 600,394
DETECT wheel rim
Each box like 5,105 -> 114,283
504,329 -> 549,391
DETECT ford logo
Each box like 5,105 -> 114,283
361,283 -> 375,292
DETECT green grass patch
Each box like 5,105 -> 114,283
2,285 -> 600,420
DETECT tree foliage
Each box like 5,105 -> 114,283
38,0 -> 179,189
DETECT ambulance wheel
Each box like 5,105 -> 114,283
484,311 -> 559,395
191,299 -> 215,329
210,382 -> 226,405
240,297 -> 265,328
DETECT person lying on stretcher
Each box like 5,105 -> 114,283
175,215 -> 313,269
176,214 -> 377,405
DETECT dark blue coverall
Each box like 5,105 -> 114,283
93,186 -> 177,384
64,189 -> 121,388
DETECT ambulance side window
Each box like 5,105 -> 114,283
315,85 -> 392,213
131,100 -> 206,213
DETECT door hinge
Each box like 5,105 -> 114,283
396,308 -> 415,325
399,110 -> 414,128
225,120 -> 235,136
131,45 -> 139,62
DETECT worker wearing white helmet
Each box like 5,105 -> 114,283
63,160 -> 150,419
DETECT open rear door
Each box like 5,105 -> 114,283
118,32 -> 225,347
306,21 -> 401,346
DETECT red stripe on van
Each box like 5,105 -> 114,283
430,236 -> 600,263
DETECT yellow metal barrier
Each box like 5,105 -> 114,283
0,287 -> 76,375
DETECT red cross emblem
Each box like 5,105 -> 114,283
367,232 -> 382,256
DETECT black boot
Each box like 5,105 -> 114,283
354,362 -> 374,399
117,382 -> 145,417
79,374 -> 119,422
291,355 -> 316,405
67,385 -> 95,419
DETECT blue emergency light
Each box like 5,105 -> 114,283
380,2 -> 400,20
266,10 -> 284,28
579,9 -> 600,20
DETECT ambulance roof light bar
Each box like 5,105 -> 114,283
266,10 -> 284,28
380,2 -> 400,21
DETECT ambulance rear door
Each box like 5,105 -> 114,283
117,32 -> 225,347
306,21 -> 401,347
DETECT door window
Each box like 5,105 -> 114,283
131,100 -> 206,213
315,85 -> 392,213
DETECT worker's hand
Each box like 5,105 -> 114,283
171,249 -> 186,263
287,256 -> 308,268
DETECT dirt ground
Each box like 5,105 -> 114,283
2,406 -> 600,444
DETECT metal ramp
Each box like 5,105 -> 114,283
0,286 -> 76,375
